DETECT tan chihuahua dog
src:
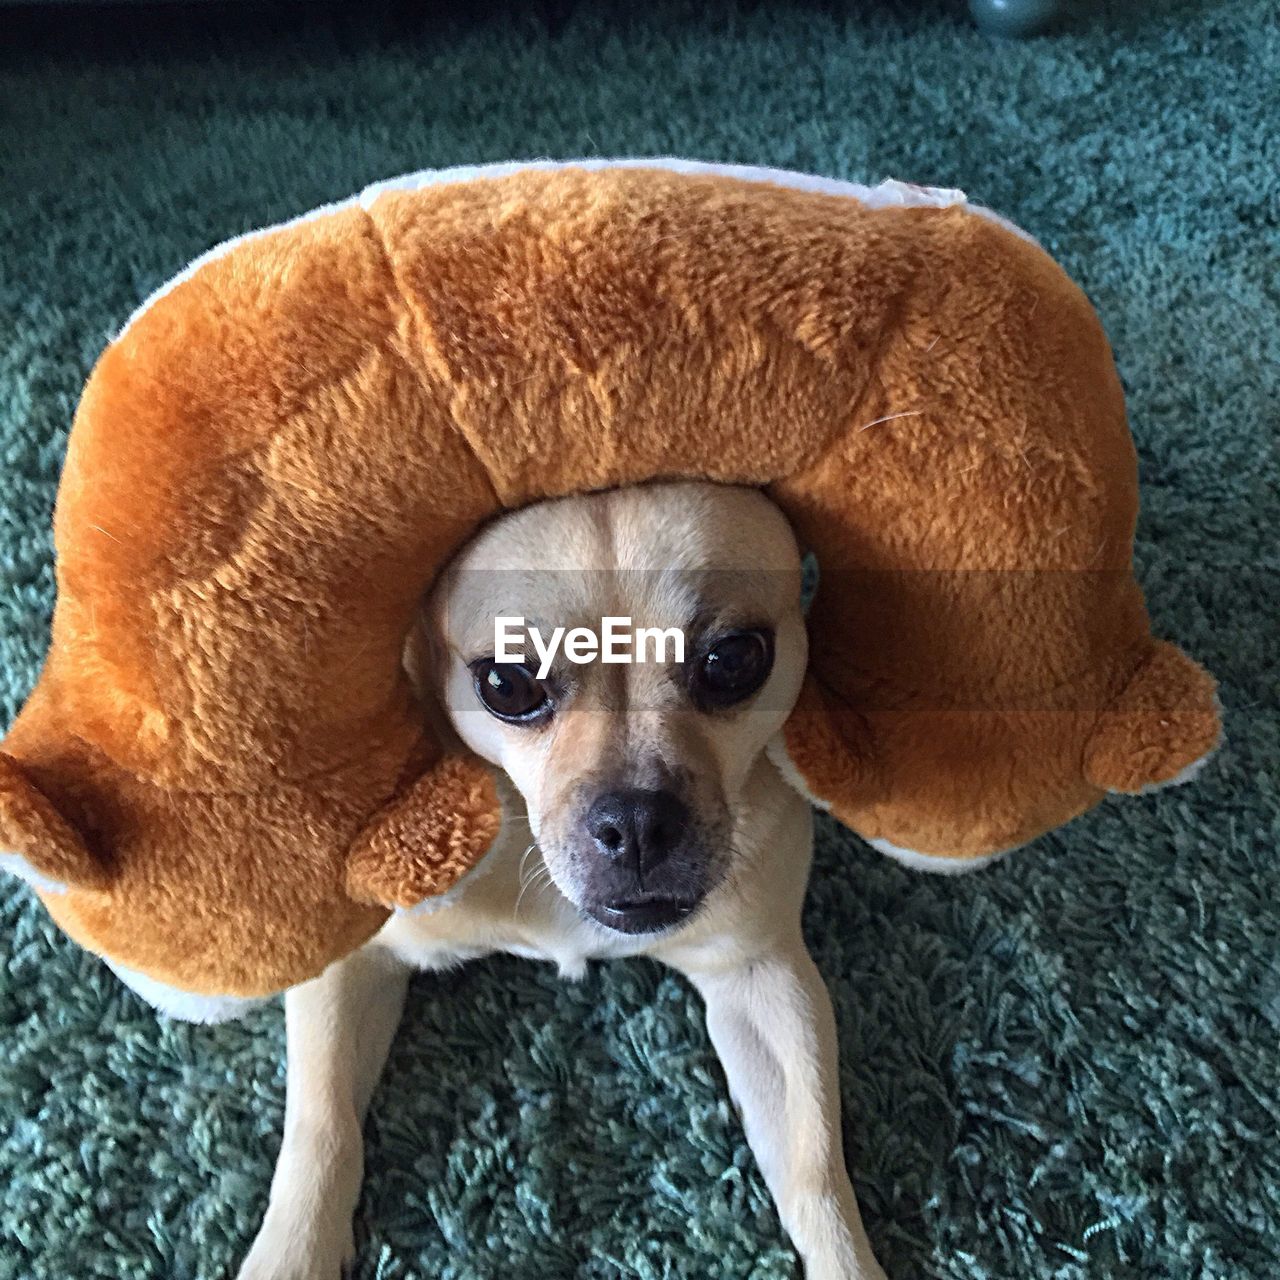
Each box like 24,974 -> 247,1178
237,481 -> 889,1280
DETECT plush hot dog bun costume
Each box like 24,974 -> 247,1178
0,161 -> 1220,1020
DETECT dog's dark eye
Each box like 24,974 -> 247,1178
691,630 -> 774,709
471,660 -> 552,724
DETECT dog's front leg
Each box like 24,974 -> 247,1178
679,948 -> 888,1280
237,945 -> 410,1280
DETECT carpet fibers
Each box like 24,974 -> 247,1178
0,2 -> 1277,1277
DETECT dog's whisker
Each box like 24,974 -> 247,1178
513,846 -> 552,921
517,841 -> 538,884
518,846 -> 545,888
721,835 -> 763,895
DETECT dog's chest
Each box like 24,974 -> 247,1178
377,850 -> 655,980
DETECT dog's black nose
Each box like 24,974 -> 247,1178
585,788 -> 689,872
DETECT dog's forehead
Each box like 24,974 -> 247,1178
435,482 -> 801,648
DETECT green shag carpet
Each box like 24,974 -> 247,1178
1,3 -> 1277,1277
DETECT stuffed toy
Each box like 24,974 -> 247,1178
0,161 -> 1221,1020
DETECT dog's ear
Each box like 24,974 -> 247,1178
0,752 -> 113,894
346,753 -> 502,908
1083,641 -> 1222,794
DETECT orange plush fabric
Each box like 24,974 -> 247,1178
0,163 -> 1219,1007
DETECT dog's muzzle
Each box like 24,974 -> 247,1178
578,787 -> 706,934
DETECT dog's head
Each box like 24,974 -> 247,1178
418,482 -> 806,935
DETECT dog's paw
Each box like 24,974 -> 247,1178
803,1252 -> 889,1280
802,1258 -> 888,1280
234,1214 -> 355,1280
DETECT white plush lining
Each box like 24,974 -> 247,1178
397,777 -> 519,915
764,739 -> 1014,873
0,851 -> 68,896
864,836 -> 1012,875
396,840 -> 503,917
1131,734 -> 1223,796
764,734 -> 834,813
103,958 -> 268,1024
117,157 -> 1032,340
1,854 -> 262,1021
